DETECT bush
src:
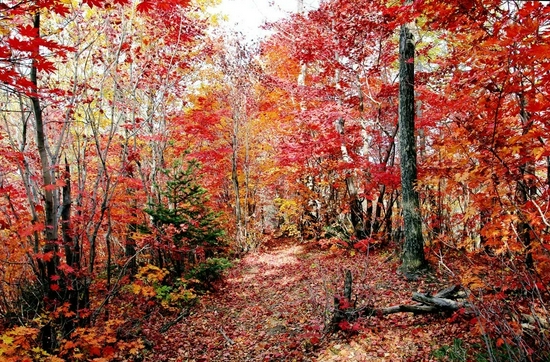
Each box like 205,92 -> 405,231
144,159 -> 227,276
432,338 -> 468,362
185,258 -> 232,288
432,337 -> 526,362
131,264 -> 196,312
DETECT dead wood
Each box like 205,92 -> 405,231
521,313 -> 550,330
329,269 -> 468,333
411,292 -> 463,310
359,303 -> 438,316
159,307 -> 190,333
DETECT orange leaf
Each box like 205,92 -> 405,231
43,183 -> 58,191
64,340 -> 77,350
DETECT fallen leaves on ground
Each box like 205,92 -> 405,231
142,240 -> 478,361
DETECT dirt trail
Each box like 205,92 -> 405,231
146,241 -> 468,361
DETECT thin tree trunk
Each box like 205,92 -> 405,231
517,92 -> 536,270
347,175 -> 365,239
30,11 -> 60,352
231,117 -> 245,250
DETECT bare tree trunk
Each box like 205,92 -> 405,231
517,92 -> 536,270
30,11 -> 60,352
231,116 -> 245,250
347,175 -> 365,238
398,25 -> 426,275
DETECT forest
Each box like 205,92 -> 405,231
0,0 -> 549,361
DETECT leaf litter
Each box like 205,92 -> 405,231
143,239 -> 479,361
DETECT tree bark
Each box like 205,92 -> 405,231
347,175 -> 365,238
398,25 -> 426,274
516,91 -> 535,270
30,11 -> 60,352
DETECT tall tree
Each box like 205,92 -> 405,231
398,24 -> 426,274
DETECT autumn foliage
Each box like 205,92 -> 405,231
0,0 -> 549,360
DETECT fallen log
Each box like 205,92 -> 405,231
411,292 -> 463,310
433,284 -> 461,298
363,303 -> 438,315
329,269 -> 468,332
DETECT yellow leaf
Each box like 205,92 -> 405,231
1,336 -> 13,345
132,284 -> 141,294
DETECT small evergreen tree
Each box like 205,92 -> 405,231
145,159 -> 225,275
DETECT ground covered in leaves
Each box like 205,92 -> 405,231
141,240 -> 485,361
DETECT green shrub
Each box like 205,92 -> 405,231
186,258 -> 232,287
433,337 -> 527,362
432,338 -> 467,361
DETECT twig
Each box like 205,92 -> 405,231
219,326 -> 235,345
159,307 -> 190,333
436,249 -> 455,277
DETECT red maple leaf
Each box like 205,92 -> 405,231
89,346 -> 102,356
37,251 -> 55,262
35,59 -> 57,74
18,25 -> 38,38
58,263 -> 75,274
136,1 -> 154,13
51,4 -> 71,17
83,0 -> 104,8
353,238 -> 371,253
7,37 -> 36,52
43,183 -> 58,191
338,320 -> 351,331
102,346 -> 116,357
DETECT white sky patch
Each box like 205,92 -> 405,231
212,0 -> 320,39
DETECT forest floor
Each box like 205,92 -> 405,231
142,239 -> 483,361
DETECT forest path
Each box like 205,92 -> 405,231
146,240 -> 468,361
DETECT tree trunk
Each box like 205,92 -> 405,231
231,118 -> 245,250
347,175 -> 365,239
398,25 -> 426,274
30,11 -> 61,352
517,92 -> 536,270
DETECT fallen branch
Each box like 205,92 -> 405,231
433,284 -> 461,298
411,292 -> 463,310
329,269 -> 468,332
159,307 -> 190,333
219,326 -> 235,345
